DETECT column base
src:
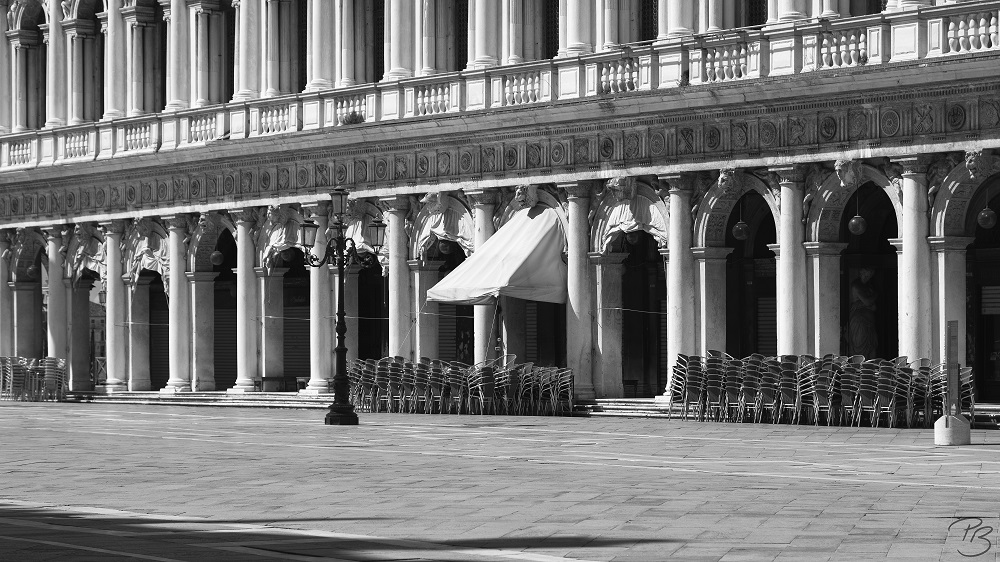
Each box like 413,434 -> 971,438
305,79 -> 333,92
383,69 -> 414,81
102,109 -> 125,120
300,384 -> 330,395
573,385 -> 596,401
43,118 -> 66,129
160,385 -> 191,394
193,381 -> 216,391
653,393 -> 672,405
232,90 -> 259,102
325,403 -> 359,425
164,100 -> 190,112
565,44 -> 594,56
227,382 -> 257,394
94,383 -> 128,394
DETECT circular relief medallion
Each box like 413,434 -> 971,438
526,144 -> 541,167
207,178 -> 217,196
298,167 -> 311,187
624,134 -> 640,159
354,161 -> 368,183
224,175 -> 235,194
66,192 -> 75,209
848,112 -> 868,140
819,116 -> 837,142
504,146 -> 518,169
417,155 -> 429,176
459,151 -> 473,173
981,100 -> 1000,129
705,127 -> 721,151
190,180 -> 201,197
260,171 -> 271,190
880,108 -> 900,137
157,182 -> 167,199
38,196 -> 46,212
127,186 -> 136,203
81,191 -> 90,208
374,159 -> 388,181
437,152 -> 451,175
96,190 -> 106,208
649,132 -> 665,155
599,137 -> 615,160
550,142 -> 566,164
948,104 -> 966,130
732,124 -> 748,148
760,121 -> 778,146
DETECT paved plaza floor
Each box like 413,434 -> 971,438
2,404 -> 1000,561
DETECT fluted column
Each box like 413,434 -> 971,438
128,23 -> 145,115
411,259 -> 444,361
656,0 -> 669,40
103,0 -> 126,118
189,271 -> 218,390
593,252 -> 626,398
337,0 -> 355,86
561,181 -> 596,400
231,209 -> 259,391
778,0 -> 808,21
101,220 -> 128,391
0,231 -> 12,356
165,0 -> 190,110
43,0 -> 65,127
163,216 -> 192,391
262,0 -> 280,95
386,0 -> 414,79
897,0 -> 931,8
821,0 -> 841,18
805,242 -> 848,357
898,158 -> 933,362
194,8 -> 211,106
304,203 -> 332,393
467,189 -> 498,365
0,1 -> 10,132
931,237 -> 974,365
565,0 -> 593,55
306,0 -> 333,90
44,227 -> 68,360
506,0 -> 522,64
693,247 -> 731,356
233,0 -> 259,99
667,0 -> 694,37
384,197 -> 412,359
773,166 -> 808,356
419,0 -> 436,73
67,31 -> 85,124
661,174 -> 696,383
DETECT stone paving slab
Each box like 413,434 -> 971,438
3,403 -> 1000,560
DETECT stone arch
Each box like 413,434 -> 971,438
255,204 -> 305,270
695,171 -> 779,247
10,227 -> 45,282
497,185 -> 569,232
808,163 -> 899,243
7,0 -> 46,31
188,212 -> 234,272
590,177 -> 668,254
410,192 -> 474,260
62,0 -> 105,20
931,152 -> 1000,237
64,222 -> 105,283
343,198 -> 385,255
123,217 -> 169,290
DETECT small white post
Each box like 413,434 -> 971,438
935,320 -> 971,445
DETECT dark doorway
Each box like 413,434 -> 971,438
726,191 -> 777,358
840,182 -> 898,360
967,187 -> 1000,402
282,248 -> 309,390
146,272 -> 169,390
213,229 -> 238,390
620,231 -> 666,397
358,262 -> 387,360
435,239 -> 473,364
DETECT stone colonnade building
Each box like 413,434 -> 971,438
2,0 -> 1000,401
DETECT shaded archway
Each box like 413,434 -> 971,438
10,228 -> 46,359
212,228 -> 238,390
142,270 -> 169,390
840,182 -> 898,359
963,171 -> 1000,402
281,247 -> 310,390
725,190 -> 777,358
617,231 -> 665,397
431,237 -> 473,364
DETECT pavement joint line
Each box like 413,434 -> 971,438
0,534 -> 188,562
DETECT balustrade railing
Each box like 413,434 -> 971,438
599,56 -> 639,94
63,130 -> 90,159
256,103 -> 292,135
704,41 -> 750,82
502,71 -> 542,106
819,27 -> 868,69
333,94 -> 368,125
122,122 -> 152,152
414,83 -> 450,115
188,113 -> 217,143
7,138 -> 32,166
947,9 -> 999,53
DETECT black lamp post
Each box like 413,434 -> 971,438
300,189 -> 387,425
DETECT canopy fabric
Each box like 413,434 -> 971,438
426,206 -> 567,305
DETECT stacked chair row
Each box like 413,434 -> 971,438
668,351 -> 975,428
345,356 -> 574,416
0,357 -> 68,402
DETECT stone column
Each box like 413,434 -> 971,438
778,0 -> 808,21
10,40 -> 27,132
337,0 -> 355,86
667,0 -> 694,37
165,0 -> 191,110
43,0 -> 66,127
930,237 -> 974,365
410,259 -> 444,361
306,0 -> 333,90
821,0 -> 841,17
188,271 -> 218,391
565,0 -> 593,55
11,281 -> 41,358
506,0 -> 522,64
129,23 -> 146,115
258,266 -> 286,386
773,166 -> 808,356
163,216 -> 192,392
0,0 -> 10,133
467,189 -> 498,365
304,203 -> 332,393
100,220 -> 128,391
557,0 -> 567,56
384,197 -> 412,359
592,251 -> 626,398
194,8 -> 211,106
706,0 -> 723,32
897,0 -> 931,8
385,0 -> 414,78
44,227 -> 68,359
262,0 -> 280,95
230,209 -> 259,391
693,247 -> 731,356
898,157 -> 933,362
278,0 -> 293,93
104,0 -> 126,118
67,32 -> 85,125
233,0 -> 260,99
68,278 -> 93,391
128,276 -> 151,390
804,242 -> 847,357
561,181 -> 596,400
656,0 -> 669,40
661,173 -> 696,382
0,231 -> 14,356
767,0 -> 779,23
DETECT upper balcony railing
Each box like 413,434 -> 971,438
2,2 -> 998,173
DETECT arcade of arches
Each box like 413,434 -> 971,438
5,154 -> 1000,402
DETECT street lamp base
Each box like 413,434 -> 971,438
324,403 -> 359,425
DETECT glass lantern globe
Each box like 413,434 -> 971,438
732,220 -> 750,241
979,207 -> 997,230
209,250 -> 225,266
848,215 -> 868,236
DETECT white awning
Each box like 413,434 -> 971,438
426,206 -> 567,305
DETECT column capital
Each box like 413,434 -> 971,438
928,236 -> 975,252
888,237 -> 904,254
162,214 -> 194,232
380,195 -> 411,213
691,246 -> 734,261
893,156 -> 931,176
766,242 -> 781,257
803,241 -> 848,256
407,259 -> 445,272
229,207 -> 263,226
99,219 -> 129,236
657,172 -> 696,193
464,188 -> 500,207
301,200 -> 330,219
769,165 -> 807,184
186,271 -> 220,282
40,224 -> 70,239
556,181 -> 595,199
